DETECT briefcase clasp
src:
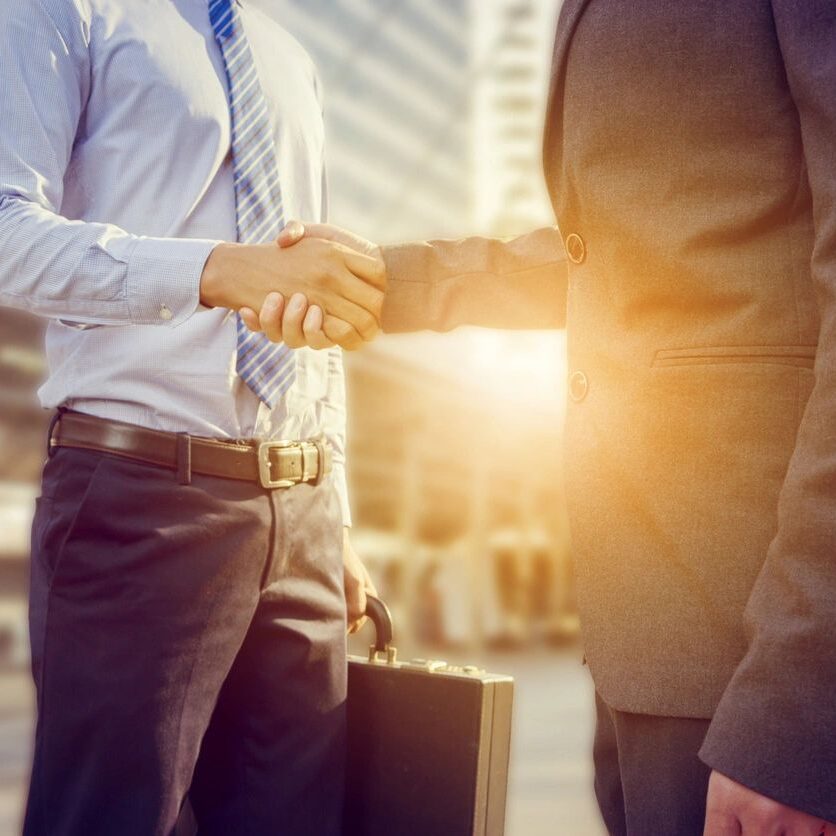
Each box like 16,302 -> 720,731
368,645 -> 398,665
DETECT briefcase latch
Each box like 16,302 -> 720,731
364,596 -> 398,665
369,645 -> 398,665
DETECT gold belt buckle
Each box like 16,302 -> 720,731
257,440 -> 299,489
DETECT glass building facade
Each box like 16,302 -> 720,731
256,0 -> 474,241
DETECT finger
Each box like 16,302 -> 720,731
298,222 -> 355,247
276,220 -> 306,248
302,305 -> 335,350
280,292 -> 308,348
322,315 -> 365,351
348,615 -> 368,635
702,809 -> 741,836
239,306 -> 261,332
345,575 -> 367,630
352,583 -> 369,627
322,280 -> 381,340
299,223 -> 377,258
342,249 -> 387,292
258,292 -> 285,342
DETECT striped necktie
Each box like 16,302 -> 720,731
209,0 -> 296,408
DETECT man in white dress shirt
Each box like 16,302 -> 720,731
0,1 -> 384,833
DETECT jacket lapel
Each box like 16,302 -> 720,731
542,0 -> 593,194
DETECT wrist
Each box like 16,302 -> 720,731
199,242 -> 238,309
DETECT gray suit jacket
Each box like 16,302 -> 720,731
380,0 -> 836,820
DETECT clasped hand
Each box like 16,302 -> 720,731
238,221 -> 384,350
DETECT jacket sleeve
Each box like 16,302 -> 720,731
379,227 -> 567,333
699,2 -> 836,822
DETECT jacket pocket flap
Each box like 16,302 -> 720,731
653,345 -> 816,367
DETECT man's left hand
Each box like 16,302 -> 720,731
343,528 -> 377,635
704,770 -> 834,835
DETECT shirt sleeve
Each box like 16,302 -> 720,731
322,346 -> 352,527
0,0 -> 220,328
699,2 -> 836,823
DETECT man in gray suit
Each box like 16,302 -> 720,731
245,1 -> 836,833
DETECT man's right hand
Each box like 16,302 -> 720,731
199,237 -> 385,350
238,222 -> 387,350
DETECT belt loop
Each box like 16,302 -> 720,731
313,439 -> 329,486
46,407 -> 67,459
176,433 -> 192,485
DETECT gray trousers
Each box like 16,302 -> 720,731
594,692 -> 712,836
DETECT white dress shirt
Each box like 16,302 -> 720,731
0,0 -> 351,522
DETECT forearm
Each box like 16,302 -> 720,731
0,194 -> 217,326
380,226 -> 568,333
700,358 -> 836,821
700,3 -> 836,820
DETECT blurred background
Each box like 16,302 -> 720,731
0,0 -> 605,833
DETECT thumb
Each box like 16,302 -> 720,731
302,223 -> 377,257
346,579 -> 368,634
276,220 -> 306,248
701,808 -> 739,836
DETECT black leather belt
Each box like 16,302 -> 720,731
49,410 -> 332,489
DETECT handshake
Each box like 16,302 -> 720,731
200,221 -> 386,351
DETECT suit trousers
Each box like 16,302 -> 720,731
23,445 -> 347,836
593,692 -> 712,836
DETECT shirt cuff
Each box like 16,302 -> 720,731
125,237 -> 221,326
331,462 -> 352,527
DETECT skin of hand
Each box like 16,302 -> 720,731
343,527 -> 378,635
704,771 -> 834,836
199,236 -> 385,350
238,221 -> 387,350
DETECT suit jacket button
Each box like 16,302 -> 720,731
565,233 -> 586,264
569,371 -> 589,402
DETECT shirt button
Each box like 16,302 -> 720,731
569,371 -> 589,402
159,304 -> 173,321
565,233 -> 586,265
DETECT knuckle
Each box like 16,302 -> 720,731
262,323 -> 280,343
331,321 -> 352,341
358,311 -> 377,338
322,269 -> 340,292
362,292 -> 383,322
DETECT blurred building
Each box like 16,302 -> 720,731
472,0 -> 560,235
256,0 -> 474,242
0,310 -> 45,662
345,346 -> 574,651
0,311 -> 47,489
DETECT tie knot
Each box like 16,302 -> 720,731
209,0 -> 235,41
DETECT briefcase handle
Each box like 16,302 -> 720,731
364,595 -> 397,664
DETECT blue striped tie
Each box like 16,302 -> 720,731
210,0 -> 296,408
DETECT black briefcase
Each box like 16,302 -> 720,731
344,598 -> 514,836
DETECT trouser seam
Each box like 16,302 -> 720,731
171,563 -> 260,831
34,452 -> 105,834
